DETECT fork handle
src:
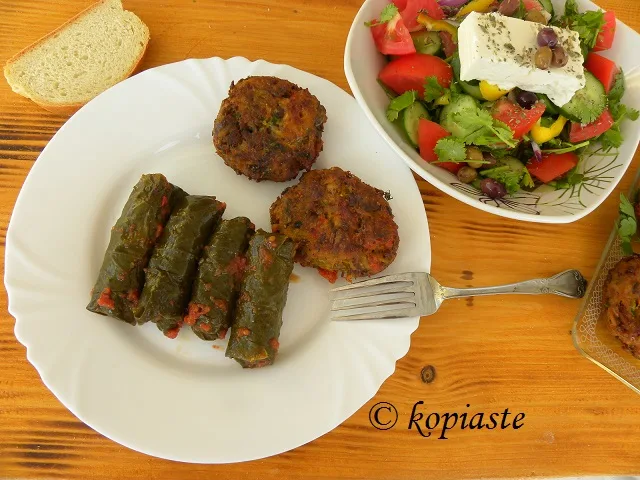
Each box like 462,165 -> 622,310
440,269 -> 587,300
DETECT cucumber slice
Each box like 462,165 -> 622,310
558,71 -> 606,124
411,31 -> 442,56
440,94 -> 479,138
537,0 -> 554,15
538,93 -> 560,116
451,54 -> 484,100
402,102 -> 430,147
498,156 -> 525,171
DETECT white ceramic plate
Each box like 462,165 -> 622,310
344,0 -> 640,223
5,57 -> 431,463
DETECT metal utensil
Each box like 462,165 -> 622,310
330,269 -> 587,321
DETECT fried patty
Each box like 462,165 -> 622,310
604,254 -> 640,358
269,167 -> 399,281
213,76 -> 327,182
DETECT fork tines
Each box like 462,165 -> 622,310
330,273 -> 421,321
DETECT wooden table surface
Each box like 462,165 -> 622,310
1,1 -> 639,479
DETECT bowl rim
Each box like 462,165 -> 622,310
343,0 -> 639,224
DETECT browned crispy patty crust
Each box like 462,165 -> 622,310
213,76 -> 327,182
269,167 -> 399,282
604,254 -> 640,358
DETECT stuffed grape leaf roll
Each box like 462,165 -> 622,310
185,217 -> 255,341
86,173 -> 185,325
135,195 -> 225,338
225,230 -> 294,368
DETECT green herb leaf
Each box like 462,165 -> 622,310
616,193 -> 638,256
593,71 -> 639,152
454,109 -> 516,148
521,169 -> 535,189
480,165 -> 523,195
386,90 -> 417,122
552,167 -> 584,189
423,76 -> 445,103
364,4 -> 399,27
542,140 -> 590,154
557,0 -> 605,57
434,137 -> 467,163
620,192 -> 636,218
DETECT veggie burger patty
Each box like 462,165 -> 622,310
213,76 -> 327,182
604,254 -> 640,359
270,167 -> 399,282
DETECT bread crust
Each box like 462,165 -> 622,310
3,0 -> 150,116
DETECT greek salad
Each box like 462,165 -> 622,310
368,0 -> 638,199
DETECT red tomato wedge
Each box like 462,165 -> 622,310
378,53 -> 452,98
401,0 -> 445,32
392,0 -> 408,9
418,119 -> 462,174
569,109 -> 614,143
527,153 -> 579,183
594,11 -> 616,52
370,14 -> 416,55
491,98 -> 546,139
584,52 -> 619,93
522,0 -> 544,11
439,31 -> 458,58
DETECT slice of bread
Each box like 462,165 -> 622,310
4,0 -> 149,115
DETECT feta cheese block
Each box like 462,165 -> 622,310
458,12 -> 585,106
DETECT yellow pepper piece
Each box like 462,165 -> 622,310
479,81 -> 510,101
434,91 -> 450,105
416,13 -> 458,40
531,116 -> 568,144
456,0 -> 495,17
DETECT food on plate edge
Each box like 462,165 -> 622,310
213,76 -> 328,182
135,195 -> 226,338
86,174 -> 183,325
368,0 -> 638,200
226,230 -> 295,368
270,167 -> 399,283
185,217 -> 256,341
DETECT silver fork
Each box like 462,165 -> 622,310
330,269 -> 587,321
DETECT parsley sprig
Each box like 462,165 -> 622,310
365,4 -> 399,27
555,0 -> 605,57
595,71 -> 640,152
386,90 -> 418,122
617,193 -> 638,256
423,77 -> 445,103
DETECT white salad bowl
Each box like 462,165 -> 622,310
344,0 -> 640,223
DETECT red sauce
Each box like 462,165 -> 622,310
161,195 -> 169,207
318,269 -> 338,284
97,288 -> 115,309
164,327 -> 180,339
213,298 -> 228,313
212,344 -> 222,350
155,224 -> 164,240
199,322 -> 212,332
218,328 -> 228,340
289,273 -> 301,283
126,289 -> 140,306
184,303 -> 210,326
259,247 -> 274,268
226,256 -> 247,282
237,327 -> 251,338
269,338 -> 280,351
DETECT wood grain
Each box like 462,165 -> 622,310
0,1 -> 639,479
